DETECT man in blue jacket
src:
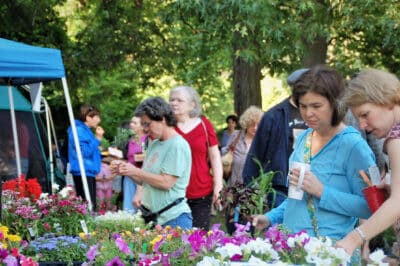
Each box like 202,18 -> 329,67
242,68 -> 308,208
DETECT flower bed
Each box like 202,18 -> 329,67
2,186 -> 93,240
80,223 -> 354,265
0,183 -> 390,265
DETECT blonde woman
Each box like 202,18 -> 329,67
221,106 -> 263,186
337,69 -> 400,255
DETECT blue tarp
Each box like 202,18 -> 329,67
0,38 -> 65,85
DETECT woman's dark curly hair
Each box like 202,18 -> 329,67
292,65 -> 347,126
134,97 -> 177,127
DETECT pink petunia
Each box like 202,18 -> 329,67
115,237 -> 132,255
105,256 -> 124,266
86,244 -> 99,261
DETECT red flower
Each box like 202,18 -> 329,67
2,175 -> 42,200
10,247 -> 19,257
44,223 -> 51,231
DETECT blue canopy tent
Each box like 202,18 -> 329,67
0,38 -> 93,210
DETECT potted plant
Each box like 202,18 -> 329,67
2,186 -> 94,240
0,225 -> 38,265
23,234 -> 87,265
219,160 -> 275,235
94,210 -> 145,235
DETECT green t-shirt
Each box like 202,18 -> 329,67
142,135 -> 192,225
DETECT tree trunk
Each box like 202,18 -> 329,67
301,35 -> 328,67
232,34 -> 262,116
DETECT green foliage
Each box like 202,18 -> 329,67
248,160 -> 276,214
111,127 -> 132,152
219,160 -> 275,223
94,211 -> 145,235
2,0 -> 400,137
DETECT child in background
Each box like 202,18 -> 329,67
96,161 -> 116,212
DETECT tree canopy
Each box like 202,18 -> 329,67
0,0 -> 399,139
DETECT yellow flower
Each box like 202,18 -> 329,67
7,234 -> 21,242
0,226 -> 9,234
166,234 -> 172,241
150,235 -> 163,249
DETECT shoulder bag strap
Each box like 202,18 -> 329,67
155,197 -> 185,215
200,117 -> 210,148
229,131 -> 241,152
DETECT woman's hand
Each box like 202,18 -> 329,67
118,162 -> 138,177
213,182 -> 223,208
133,186 -> 143,208
251,215 -> 270,230
335,230 -> 362,256
290,168 -> 324,198
110,160 -> 123,175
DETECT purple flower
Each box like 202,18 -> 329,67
152,236 -> 165,253
20,240 -> 29,249
86,244 -> 99,261
106,256 -> 125,266
230,253 -> 243,261
115,237 -> 132,255
265,225 -> 290,251
160,253 -> 170,266
3,255 -> 18,266
0,249 -> 8,259
187,229 -> 207,254
112,233 -> 121,239
205,225 -> 226,250
170,247 -> 183,258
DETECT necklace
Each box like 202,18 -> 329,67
304,132 -> 319,237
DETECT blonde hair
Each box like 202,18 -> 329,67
344,69 -> 400,108
239,105 -> 263,129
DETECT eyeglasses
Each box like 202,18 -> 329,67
141,120 -> 152,128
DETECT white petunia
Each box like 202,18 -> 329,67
59,186 -> 73,198
196,256 -> 222,266
369,249 -> 389,266
287,231 -> 309,248
52,183 -> 60,192
215,243 -> 242,259
39,193 -> 49,199
240,238 -> 279,260
247,255 -> 275,265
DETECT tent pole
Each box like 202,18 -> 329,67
7,85 -> 22,179
44,99 -> 54,193
61,78 -> 92,211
